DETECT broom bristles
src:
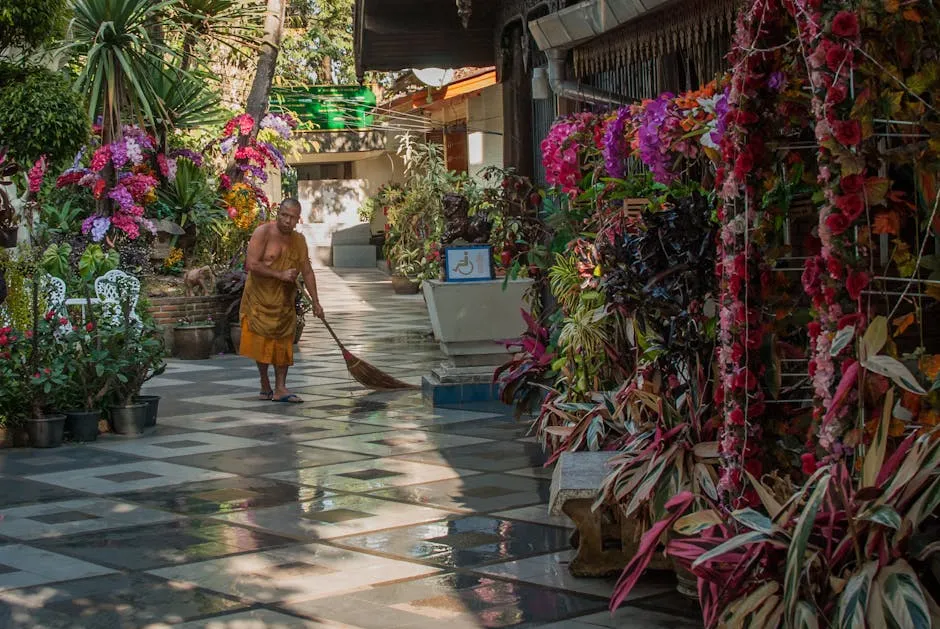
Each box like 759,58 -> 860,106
343,353 -> 418,391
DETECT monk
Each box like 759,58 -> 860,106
239,198 -> 323,403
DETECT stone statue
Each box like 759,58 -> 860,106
184,265 -> 215,297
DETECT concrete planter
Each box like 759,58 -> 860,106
421,279 -> 533,405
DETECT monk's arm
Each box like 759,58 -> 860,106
245,226 -> 292,281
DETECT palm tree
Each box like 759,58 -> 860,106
173,0 -> 262,71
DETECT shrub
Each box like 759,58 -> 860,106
0,64 -> 89,166
0,0 -> 68,52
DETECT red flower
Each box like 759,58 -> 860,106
832,11 -> 859,38
838,313 -> 864,330
44,310 -> 55,321
729,408 -> 746,426
826,45 -> 851,71
840,174 -> 864,193
25,330 -> 33,339
826,84 -> 848,105
801,453 -> 818,475
827,256 -> 844,279
836,194 -> 864,221
826,212 -> 851,235
0,335 -> 7,347
802,257 -> 822,295
86,322 -> 95,332
846,271 -> 869,300
832,120 -> 862,146
58,317 -> 68,326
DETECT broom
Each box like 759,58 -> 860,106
318,316 -> 418,390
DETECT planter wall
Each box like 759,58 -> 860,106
146,295 -> 232,353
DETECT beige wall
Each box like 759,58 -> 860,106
467,84 -> 504,180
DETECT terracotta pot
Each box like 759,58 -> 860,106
173,324 -> 215,360
391,275 -> 420,294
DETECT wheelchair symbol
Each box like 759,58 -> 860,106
453,251 -> 475,276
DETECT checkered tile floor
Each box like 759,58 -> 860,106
0,267 -> 701,628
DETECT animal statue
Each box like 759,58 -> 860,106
441,192 -> 491,244
184,265 -> 215,297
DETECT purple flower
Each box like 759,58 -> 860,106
108,185 -> 135,211
709,88 -> 730,147
125,138 -> 143,165
602,107 -> 632,179
110,141 -> 129,169
219,136 -> 237,155
636,93 -> 676,183
260,142 -> 288,172
169,148 -> 204,167
767,71 -> 786,92
82,215 -> 111,242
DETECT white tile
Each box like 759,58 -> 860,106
298,431 -> 490,456
88,432 -> 271,458
164,608 -> 358,628
0,545 -> 115,591
264,459 -> 480,493
491,504 -> 575,529
158,410 -> 300,432
212,494 -> 453,540
26,461 -> 233,495
0,498 -> 180,540
149,544 -> 439,603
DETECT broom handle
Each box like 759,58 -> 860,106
318,316 -> 346,352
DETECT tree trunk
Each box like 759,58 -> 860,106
245,0 -> 286,137
229,0 -> 286,184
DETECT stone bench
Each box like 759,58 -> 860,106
549,451 -> 667,577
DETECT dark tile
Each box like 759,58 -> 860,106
333,516 -> 570,569
153,439 -> 208,449
0,449 -> 144,476
303,508 -> 373,523
35,519 -> 296,570
164,444 -> 371,475
369,436 -> 424,447
461,485 -> 518,499
0,572 -> 246,628
213,422 -> 330,441
0,477 -> 89,508
337,468 -> 405,481
0,562 -> 19,574
113,476 -> 329,516
30,510 -> 101,525
257,561 -> 338,578
628,591 -> 704,620
96,471 -> 162,483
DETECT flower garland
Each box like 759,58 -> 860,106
541,112 -> 604,196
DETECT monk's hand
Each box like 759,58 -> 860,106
313,301 -> 324,319
281,269 -> 299,283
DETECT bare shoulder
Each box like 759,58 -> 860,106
252,222 -> 274,240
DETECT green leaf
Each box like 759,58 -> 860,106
882,561 -> 932,629
731,508 -> 774,534
837,563 -> 878,629
863,389 -> 893,488
863,355 -> 927,394
692,530 -> 769,569
861,505 -> 902,529
830,325 -> 856,357
863,316 -> 888,360
785,471 -> 831,626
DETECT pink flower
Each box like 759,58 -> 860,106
835,194 -> 864,221
826,212 -> 851,235
801,453 -> 818,475
28,156 -> 47,193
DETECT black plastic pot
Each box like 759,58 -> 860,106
109,403 -> 149,435
65,410 -> 100,442
26,414 -> 66,448
0,227 -> 17,248
134,395 -> 160,427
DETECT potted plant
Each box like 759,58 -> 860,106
216,268 -> 247,352
389,246 -> 422,294
173,315 -> 215,359
105,317 -> 166,435
23,309 -> 71,447
57,319 -> 118,441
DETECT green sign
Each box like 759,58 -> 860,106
270,86 -> 376,131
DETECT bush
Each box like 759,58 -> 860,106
0,0 -> 68,52
0,64 -> 89,166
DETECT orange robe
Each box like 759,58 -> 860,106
238,232 -> 308,366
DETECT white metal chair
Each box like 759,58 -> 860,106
94,269 -> 142,328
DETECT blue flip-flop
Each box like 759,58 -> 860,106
258,390 -> 273,400
272,394 -> 303,404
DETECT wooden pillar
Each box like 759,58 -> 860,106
502,25 -> 534,179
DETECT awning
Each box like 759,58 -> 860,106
354,0 -> 499,78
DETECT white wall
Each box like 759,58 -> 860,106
467,84 -> 504,180
353,152 -> 404,234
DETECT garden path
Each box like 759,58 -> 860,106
0,267 -> 701,628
